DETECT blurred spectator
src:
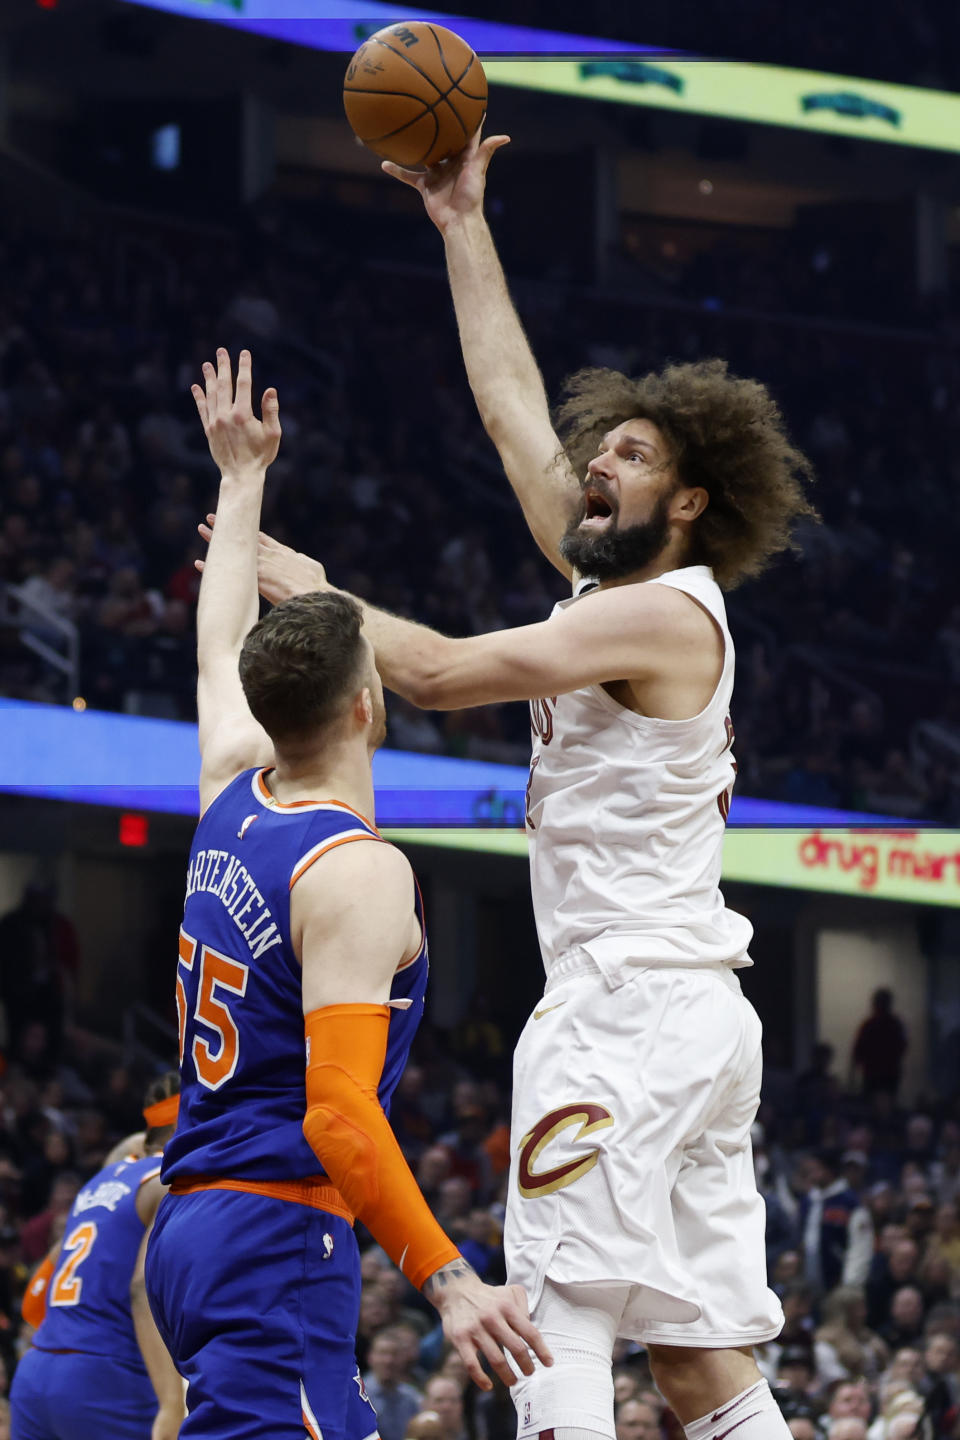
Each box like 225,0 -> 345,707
614,1397 -> 661,1440
828,1420 -> 868,1440
422,1376 -> 467,1440
776,1344 -> 817,1400
868,1238 -> 921,1331
363,1330 -> 424,1440
824,1380 -> 872,1429
880,1287 -> 927,1350
852,992 -> 909,1098
437,1106 -> 495,1201
404,1414 -> 444,1440
802,1152 -> 875,1293
19,1172 -> 79,1262
0,882 -> 79,1063
918,1331 -> 960,1433
814,1286 -> 888,1383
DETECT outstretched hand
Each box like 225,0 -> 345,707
192,348 -> 281,478
196,517 -> 327,606
381,127 -> 510,234
423,1259 -> 552,1391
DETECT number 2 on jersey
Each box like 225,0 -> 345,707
176,929 -> 249,1091
50,1222 -> 98,1307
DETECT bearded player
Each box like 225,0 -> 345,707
239,123 -> 819,1440
147,351 -> 549,1440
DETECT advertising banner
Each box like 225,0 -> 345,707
385,827 -> 960,909
484,58 -> 960,155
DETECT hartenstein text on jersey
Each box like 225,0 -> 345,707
185,848 -> 283,958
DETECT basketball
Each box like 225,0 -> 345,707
343,22 -> 487,169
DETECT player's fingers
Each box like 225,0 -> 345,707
519,1318 -> 553,1368
451,1332 -> 493,1391
215,347 -> 232,413
479,133 -> 511,160
191,383 -> 209,429
504,1286 -> 553,1362
380,160 -> 424,190
202,361 -> 217,423
206,513 -> 217,527
470,1325 -> 521,1388
478,1309 -> 536,1377
194,558 -> 205,573
234,348 -> 253,414
197,523 -> 213,544
261,387 -> 281,437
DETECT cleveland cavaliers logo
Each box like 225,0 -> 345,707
517,1102 -> 614,1198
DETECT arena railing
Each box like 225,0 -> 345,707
0,583 -> 79,704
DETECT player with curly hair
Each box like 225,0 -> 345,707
229,133 -> 816,1440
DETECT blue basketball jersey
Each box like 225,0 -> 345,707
35,1154 -> 162,1369
162,767 -> 428,1186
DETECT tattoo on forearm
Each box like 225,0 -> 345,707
423,1257 -> 475,1297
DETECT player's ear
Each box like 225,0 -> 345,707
672,485 -> 709,523
356,687 -> 374,726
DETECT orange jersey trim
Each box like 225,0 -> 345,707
289,831 -> 383,890
169,1175 -> 353,1223
255,770 -> 381,833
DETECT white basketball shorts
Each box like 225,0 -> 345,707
504,959 -> 784,1348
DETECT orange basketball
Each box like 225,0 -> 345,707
343,22 -> 487,169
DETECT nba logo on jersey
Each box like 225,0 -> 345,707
523,1401 -> 532,1428
237,813 -> 259,840
322,1233 -> 334,1260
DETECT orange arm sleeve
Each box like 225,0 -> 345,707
303,1003 -> 460,1291
22,1251 -> 56,1328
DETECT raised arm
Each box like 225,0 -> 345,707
384,134 -> 579,578
193,349 -> 281,814
198,524 -> 718,711
293,840 -> 551,1390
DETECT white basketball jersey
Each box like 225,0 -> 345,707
526,564 -> 753,983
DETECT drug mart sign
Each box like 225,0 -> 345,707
721,829 -> 960,907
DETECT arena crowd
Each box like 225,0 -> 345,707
0,183 -> 956,822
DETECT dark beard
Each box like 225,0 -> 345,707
559,493 -> 672,581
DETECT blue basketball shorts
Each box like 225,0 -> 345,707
11,1347 -> 156,1440
145,1188 -> 379,1440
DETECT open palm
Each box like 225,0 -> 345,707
381,128 -> 510,233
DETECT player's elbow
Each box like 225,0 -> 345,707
406,672 -> 453,710
403,643 -> 463,711
303,1069 -> 383,1216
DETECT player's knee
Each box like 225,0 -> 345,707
647,1343 -> 695,1407
647,1343 -> 758,1411
512,1344 -> 615,1440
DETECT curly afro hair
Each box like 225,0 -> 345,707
554,358 -> 818,589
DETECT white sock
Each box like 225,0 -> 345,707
683,1380 -> 792,1439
